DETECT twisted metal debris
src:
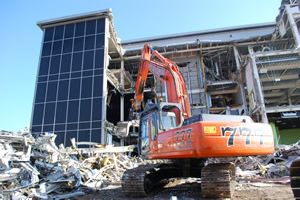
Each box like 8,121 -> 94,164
0,131 -> 138,199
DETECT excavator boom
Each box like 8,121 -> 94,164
133,44 -> 191,118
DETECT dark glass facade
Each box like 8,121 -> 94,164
31,18 -> 106,146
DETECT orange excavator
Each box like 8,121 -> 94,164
121,44 -> 275,198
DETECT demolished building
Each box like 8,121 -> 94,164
31,0 -> 300,146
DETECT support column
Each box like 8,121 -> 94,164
248,47 -> 268,123
120,59 -> 125,121
199,55 -> 209,113
233,46 -> 248,114
120,59 -> 125,146
286,5 -> 300,49
102,18 -> 110,144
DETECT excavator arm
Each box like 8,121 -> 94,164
133,44 -> 191,119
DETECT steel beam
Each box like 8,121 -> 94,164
262,81 -> 300,90
208,87 -> 239,95
113,39 -> 290,62
264,92 -> 284,97
248,47 -> 268,123
260,74 -> 299,82
254,49 -> 299,57
266,105 -> 300,113
285,5 -> 300,49
258,61 -> 300,71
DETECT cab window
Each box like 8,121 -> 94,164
150,112 -> 158,140
140,115 -> 149,155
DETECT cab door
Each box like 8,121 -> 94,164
140,115 -> 150,156
149,111 -> 158,153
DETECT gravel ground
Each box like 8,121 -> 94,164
80,178 -> 294,200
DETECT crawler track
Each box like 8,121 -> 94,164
201,163 -> 236,198
290,159 -> 300,199
121,163 -> 162,197
121,160 -> 196,197
122,160 -> 236,198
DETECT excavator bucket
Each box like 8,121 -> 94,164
290,158 -> 300,199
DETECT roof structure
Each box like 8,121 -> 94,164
37,9 -> 113,29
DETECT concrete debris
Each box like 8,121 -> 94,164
0,131 -> 139,199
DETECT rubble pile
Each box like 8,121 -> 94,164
208,140 -> 300,182
0,131 -> 139,199
1,128 -> 299,198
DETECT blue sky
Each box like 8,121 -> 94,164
0,0 -> 281,131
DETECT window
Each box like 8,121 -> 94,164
72,52 -> 82,71
61,54 -> 71,73
150,112 -> 158,140
32,104 -> 44,125
92,98 -> 102,120
85,35 -> 95,50
67,100 -> 79,122
93,76 -> 103,97
63,39 -> 73,53
57,80 -> 69,100
52,41 -> 62,55
35,82 -> 47,103
81,77 -> 92,98
39,57 -> 50,76
75,21 -> 85,37
69,78 -> 80,100
55,101 -> 67,123
54,25 -> 64,40
140,115 -> 149,155
74,37 -> 84,51
46,81 -> 58,101
86,20 -> 96,35
96,34 -> 104,49
44,102 -> 55,124
42,42 -> 52,56
97,19 -> 105,33
44,27 -> 54,42
78,130 -> 90,142
160,112 -> 177,131
50,55 -> 61,74
80,99 -> 91,121
91,129 -> 102,143
83,50 -> 94,70
64,24 -> 74,38
94,49 -> 104,69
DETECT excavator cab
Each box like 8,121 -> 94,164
139,101 -> 183,156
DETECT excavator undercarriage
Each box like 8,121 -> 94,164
121,159 -> 235,198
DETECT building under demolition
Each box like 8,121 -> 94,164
31,0 -> 300,146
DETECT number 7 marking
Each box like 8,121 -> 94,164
221,127 -> 237,146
